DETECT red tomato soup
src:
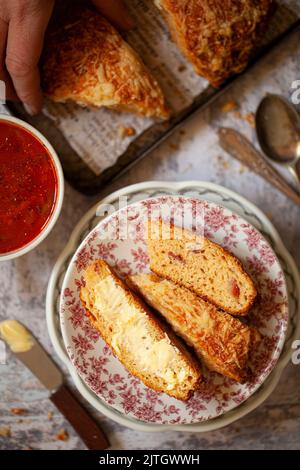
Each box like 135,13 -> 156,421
0,121 -> 58,254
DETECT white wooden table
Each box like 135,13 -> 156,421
0,31 -> 300,450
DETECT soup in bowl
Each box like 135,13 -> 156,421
0,115 -> 64,261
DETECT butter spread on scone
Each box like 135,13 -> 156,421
80,260 -> 201,400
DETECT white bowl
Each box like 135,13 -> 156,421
0,114 -> 64,261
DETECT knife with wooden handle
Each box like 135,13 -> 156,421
0,320 -> 109,450
218,127 -> 300,206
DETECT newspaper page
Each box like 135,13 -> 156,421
43,0 -> 300,176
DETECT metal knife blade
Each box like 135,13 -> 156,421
14,337 -> 63,392
1,321 -> 109,449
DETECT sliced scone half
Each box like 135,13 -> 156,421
147,219 -> 257,315
41,5 -> 169,119
80,260 -> 201,401
154,0 -> 274,86
127,273 -> 261,383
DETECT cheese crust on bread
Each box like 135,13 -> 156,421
127,273 -> 261,383
154,0 -> 274,86
80,260 -> 201,401
41,5 -> 169,119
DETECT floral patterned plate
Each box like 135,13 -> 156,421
60,195 -> 288,425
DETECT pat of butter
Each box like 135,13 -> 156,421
90,277 -> 189,387
0,320 -> 34,353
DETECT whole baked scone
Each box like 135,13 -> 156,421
80,260 -> 202,401
154,0 -> 274,86
41,4 -> 169,119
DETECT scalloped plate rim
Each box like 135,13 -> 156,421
60,190 -> 289,425
46,181 -> 300,432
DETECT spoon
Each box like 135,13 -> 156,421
256,94 -> 300,190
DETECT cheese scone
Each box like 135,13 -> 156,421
127,273 -> 261,383
41,5 -> 169,119
80,260 -> 201,401
147,219 -> 257,315
154,0 -> 274,86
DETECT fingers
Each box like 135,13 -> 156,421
0,18 -> 17,101
92,0 -> 134,30
5,1 -> 54,114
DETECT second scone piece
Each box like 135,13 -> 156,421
127,273 -> 260,383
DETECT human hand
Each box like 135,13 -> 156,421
0,0 -> 133,115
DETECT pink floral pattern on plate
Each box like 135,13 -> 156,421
60,196 -> 288,424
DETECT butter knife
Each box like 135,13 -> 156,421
218,127 -> 300,206
0,320 -> 109,450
